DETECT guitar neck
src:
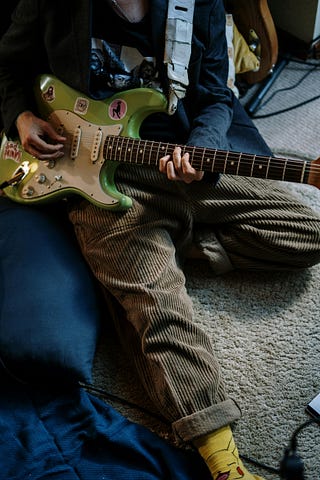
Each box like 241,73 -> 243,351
104,135 -> 312,185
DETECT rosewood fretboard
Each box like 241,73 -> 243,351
104,135 -> 312,185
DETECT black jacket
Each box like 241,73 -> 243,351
0,0 -> 234,150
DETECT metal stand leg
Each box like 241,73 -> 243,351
245,57 -> 289,116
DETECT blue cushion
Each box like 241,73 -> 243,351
0,197 -> 101,384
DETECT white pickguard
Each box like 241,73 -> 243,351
20,110 -> 123,206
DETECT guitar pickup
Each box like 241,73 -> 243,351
70,126 -> 82,159
91,128 -> 103,163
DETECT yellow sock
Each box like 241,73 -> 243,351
194,425 -> 265,480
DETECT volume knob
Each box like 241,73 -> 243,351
37,173 -> 47,184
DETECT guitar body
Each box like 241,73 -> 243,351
0,74 -> 168,210
225,0 -> 278,83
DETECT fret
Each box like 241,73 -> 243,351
134,139 -> 141,163
113,136 -> 119,158
200,148 -> 205,171
134,138 -> 142,164
189,145 -> 196,167
148,140 -> 154,165
300,161 -> 307,183
266,156 -> 271,179
141,139 -> 147,164
223,152 -> 241,175
114,136 -> 122,162
123,137 -> 131,163
155,141 -> 162,166
250,154 -> 256,177
236,152 -> 241,176
211,149 -> 217,173
251,156 -> 269,179
159,142 -> 168,161
103,135 -> 108,159
266,156 -> 286,180
121,137 -> 128,161
123,136 -> 130,163
223,151 -> 229,173
213,151 -> 236,175
142,141 -> 147,163
233,153 -> 254,177
107,135 -> 117,161
282,158 -> 288,181
112,135 -> 118,158
128,137 -> 134,163
283,158 -> 306,183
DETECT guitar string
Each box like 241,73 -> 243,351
62,131 -> 312,169
60,135 -> 317,173
57,135 -> 320,175
60,148 -> 318,176
107,138 -> 320,175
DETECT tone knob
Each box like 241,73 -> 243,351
22,186 -> 35,197
37,173 -> 47,184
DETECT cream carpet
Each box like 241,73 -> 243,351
93,58 -> 320,479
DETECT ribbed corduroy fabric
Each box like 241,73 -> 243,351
68,166 -> 320,443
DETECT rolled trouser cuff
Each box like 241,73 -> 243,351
172,398 -> 241,443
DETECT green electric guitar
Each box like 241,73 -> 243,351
0,74 -> 319,210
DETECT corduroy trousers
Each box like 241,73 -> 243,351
68,166 -> 320,443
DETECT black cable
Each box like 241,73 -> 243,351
240,453 -> 280,475
0,356 -> 168,424
79,381 -> 170,425
279,417 -> 320,480
0,170 -> 25,189
242,417 -> 320,478
0,355 -> 28,385
289,417 -> 320,452
252,94 -> 320,119
258,65 -> 318,110
250,55 -> 320,119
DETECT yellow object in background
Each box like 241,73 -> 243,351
232,21 -> 260,74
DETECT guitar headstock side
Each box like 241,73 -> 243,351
306,157 -> 320,189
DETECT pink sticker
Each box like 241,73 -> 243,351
109,99 -> 127,120
3,141 -> 22,163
